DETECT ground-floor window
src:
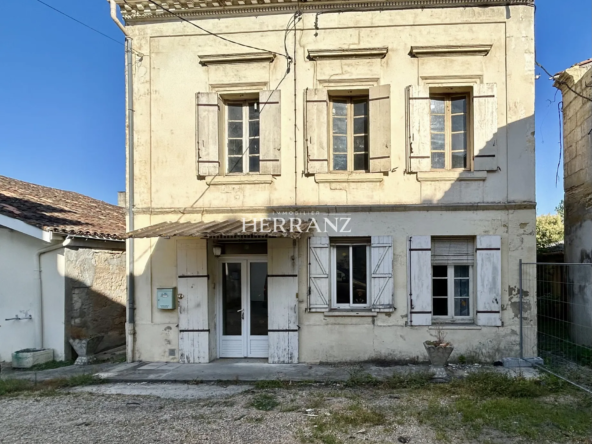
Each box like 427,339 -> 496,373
432,237 -> 474,322
331,240 -> 370,308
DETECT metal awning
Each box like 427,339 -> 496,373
126,219 -> 312,239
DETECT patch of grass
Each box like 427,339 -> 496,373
344,369 -> 433,390
280,403 -> 300,412
420,395 -> 592,442
446,371 -> 567,399
28,360 -> 74,371
250,393 -> 279,411
305,392 -> 327,409
0,379 -> 33,396
254,380 -> 288,389
0,374 -> 103,397
330,402 -> 387,428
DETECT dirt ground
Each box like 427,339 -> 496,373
1,377 -> 591,444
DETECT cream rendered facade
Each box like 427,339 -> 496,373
117,0 -> 536,363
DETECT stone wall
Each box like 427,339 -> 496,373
65,247 -> 126,353
556,63 -> 592,347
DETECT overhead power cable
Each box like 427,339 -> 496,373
537,61 -> 592,103
34,0 -> 122,47
144,0 -> 288,59
33,0 -> 144,57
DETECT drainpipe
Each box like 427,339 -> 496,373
37,237 -> 73,350
109,0 -> 135,362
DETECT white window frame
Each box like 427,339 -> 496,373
432,264 -> 474,323
429,91 -> 472,171
329,95 -> 370,173
225,100 -> 260,175
330,243 -> 371,309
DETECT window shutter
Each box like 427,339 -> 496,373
431,237 -> 474,265
371,236 -> 394,312
259,90 -> 281,175
308,236 -> 329,312
177,239 -> 209,363
196,92 -> 221,176
407,85 -> 431,172
306,88 -> 329,174
476,235 -> 502,326
473,84 -> 498,172
408,235 -> 432,325
369,85 -> 391,173
267,238 -> 298,363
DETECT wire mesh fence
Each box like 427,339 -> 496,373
520,262 -> 592,393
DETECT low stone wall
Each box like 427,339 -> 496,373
66,248 -> 126,354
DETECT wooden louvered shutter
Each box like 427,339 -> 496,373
259,90 -> 281,175
308,236 -> 329,312
177,239 -> 209,363
371,236 -> 394,312
305,88 -> 329,174
369,85 -> 391,173
476,235 -> 502,326
407,85 -> 432,172
196,92 -> 221,176
473,84 -> 498,171
408,235 -> 432,326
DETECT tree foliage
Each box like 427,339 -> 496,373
555,200 -> 564,222
536,214 -> 564,251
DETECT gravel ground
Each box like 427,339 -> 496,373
0,384 -> 437,444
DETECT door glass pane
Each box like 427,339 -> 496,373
352,246 -> 367,304
222,263 -> 242,336
335,246 -> 350,304
250,262 -> 268,336
451,97 -> 466,114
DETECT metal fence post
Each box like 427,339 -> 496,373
519,259 -> 523,360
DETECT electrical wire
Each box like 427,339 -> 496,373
144,0 -> 288,59
33,0 -> 144,57
537,61 -> 592,103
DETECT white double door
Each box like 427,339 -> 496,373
219,258 -> 269,358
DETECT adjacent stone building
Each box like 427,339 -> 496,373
555,59 -> 592,347
0,176 -> 126,362
113,0 -> 536,364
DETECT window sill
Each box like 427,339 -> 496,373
324,310 -> 377,317
416,171 -> 487,182
206,175 -> 274,185
315,173 -> 384,184
429,324 -> 482,330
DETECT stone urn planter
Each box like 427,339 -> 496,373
69,335 -> 104,365
423,341 -> 454,367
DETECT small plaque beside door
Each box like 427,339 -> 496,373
157,287 -> 177,310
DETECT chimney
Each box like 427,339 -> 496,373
117,191 -> 126,207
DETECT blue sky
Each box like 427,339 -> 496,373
0,1 -> 590,214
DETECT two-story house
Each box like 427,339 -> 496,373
113,0 -> 536,364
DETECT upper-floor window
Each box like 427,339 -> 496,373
227,101 -> 260,174
330,97 -> 369,172
430,94 -> 470,170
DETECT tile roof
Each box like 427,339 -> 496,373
0,176 -> 126,241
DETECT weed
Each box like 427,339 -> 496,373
345,368 -> 433,389
0,374 -> 103,397
280,403 -> 300,412
457,355 -> 467,365
28,360 -> 74,371
330,402 -> 387,428
305,392 -> 327,409
254,380 -> 287,389
250,393 -> 279,411
0,379 -> 33,396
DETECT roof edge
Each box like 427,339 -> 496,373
117,0 -> 535,21
0,213 -> 53,243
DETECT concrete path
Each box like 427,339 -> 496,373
1,359 -> 539,384
95,359 -> 430,383
70,382 -> 252,399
